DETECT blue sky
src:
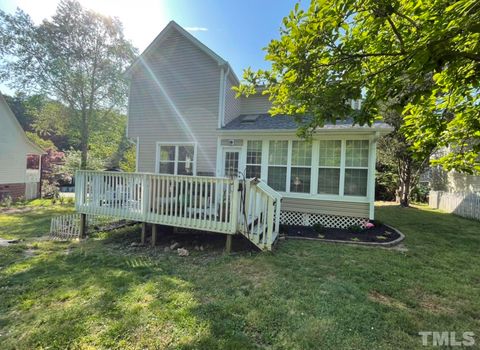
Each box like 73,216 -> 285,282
0,0 -> 302,95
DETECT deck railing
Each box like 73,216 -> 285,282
76,171 -> 240,234
75,170 -> 282,249
238,179 -> 282,250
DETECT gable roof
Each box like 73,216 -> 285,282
0,93 -> 45,154
125,21 -> 239,84
221,114 -> 393,134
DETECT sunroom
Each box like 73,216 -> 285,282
217,114 -> 393,227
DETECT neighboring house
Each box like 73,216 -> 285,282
125,21 -> 392,227
0,93 -> 44,201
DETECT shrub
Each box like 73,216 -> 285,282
312,223 -> 325,234
59,196 -> 65,205
370,219 -> 383,226
14,196 -> 27,206
41,179 -> 59,199
0,195 -> 13,208
66,197 -> 74,205
348,225 -> 363,234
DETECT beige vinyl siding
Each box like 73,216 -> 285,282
447,172 -> 480,192
223,74 -> 241,125
128,28 -> 221,174
241,93 -> 272,115
0,96 -> 38,184
281,197 -> 370,218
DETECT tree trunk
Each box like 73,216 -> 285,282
80,109 -> 89,169
399,160 -> 411,207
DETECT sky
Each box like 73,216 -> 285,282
0,0 -> 302,95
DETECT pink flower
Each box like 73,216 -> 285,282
364,222 -> 375,229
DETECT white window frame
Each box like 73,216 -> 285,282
155,142 -> 197,175
343,139 -> 370,197
245,140 -> 263,179
219,134 -> 374,203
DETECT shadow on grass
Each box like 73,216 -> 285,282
0,204 -> 479,349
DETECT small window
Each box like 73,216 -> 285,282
267,140 -> 288,191
246,140 -> 262,178
290,141 -> 311,193
157,144 -> 195,175
318,140 -> 341,195
344,140 -> 369,196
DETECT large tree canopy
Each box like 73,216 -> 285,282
0,0 -> 137,168
236,0 -> 480,173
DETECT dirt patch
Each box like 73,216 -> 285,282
368,291 -> 408,310
0,207 -> 35,215
420,295 -> 455,315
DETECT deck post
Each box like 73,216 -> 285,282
79,213 -> 86,238
141,222 -> 147,245
151,224 -> 157,246
225,234 -> 232,254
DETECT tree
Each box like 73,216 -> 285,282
236,0 -> 480,174
0,0 -> 136,168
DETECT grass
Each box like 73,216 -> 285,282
0,203 -> 479,349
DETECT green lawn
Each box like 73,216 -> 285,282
0,203 -> 479,349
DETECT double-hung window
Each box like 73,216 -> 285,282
317,140 -> 342,195
344,140 -> 369,196
157,144 -> 195,175
246,141 -> 262,178
290,141 -> 312,193
267,140 -> 288,191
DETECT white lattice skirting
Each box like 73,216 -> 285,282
280,210 -> 368,228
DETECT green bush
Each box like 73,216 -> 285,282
0,195 -> 13,208
348,225 -> 363,234
312,223 -> 325,233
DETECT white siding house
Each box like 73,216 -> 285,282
73,21 -> 394,251
0,93 -> 44,200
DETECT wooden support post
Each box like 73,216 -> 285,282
79,213 -> 86,239
141,222 -> 147,245
151,224 -> 157,247
225,234 -> 232,254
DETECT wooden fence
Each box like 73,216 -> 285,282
49,214 -> 125,240
429,191 -> 480,221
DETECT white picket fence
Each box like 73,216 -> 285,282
429,191 -> 480,221
49,213 -> 124,240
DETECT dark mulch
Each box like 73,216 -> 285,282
282,224 -> 400,243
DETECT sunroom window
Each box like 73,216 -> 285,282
246,140 -> 262,178
344,140 -> 369,196
158,144 -> 195,175
318,140 -> 341,195
267,140 -> 288,191
290,141 -> 312,193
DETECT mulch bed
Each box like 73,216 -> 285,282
282,224 -> 400,243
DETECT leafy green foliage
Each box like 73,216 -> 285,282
0,0 -> 137,168
347,224 -> 363,234
236,0 -> 480,172
312,223 -> 325,234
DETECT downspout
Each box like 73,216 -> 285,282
217,65 -> 229,128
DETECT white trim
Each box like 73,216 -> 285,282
219,127 -> 393,136
135,137 -> 140,173
368,133 -> 378,219
155,142 -> 197,175
339,139 -> 346,196
217,67 -> 225,128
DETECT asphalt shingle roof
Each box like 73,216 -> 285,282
221,114 -> 392,131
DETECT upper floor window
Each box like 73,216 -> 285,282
157,143 -> 195,175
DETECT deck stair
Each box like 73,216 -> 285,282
75,171 -> 282,250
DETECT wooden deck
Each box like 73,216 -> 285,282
75,171 -> 282,250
